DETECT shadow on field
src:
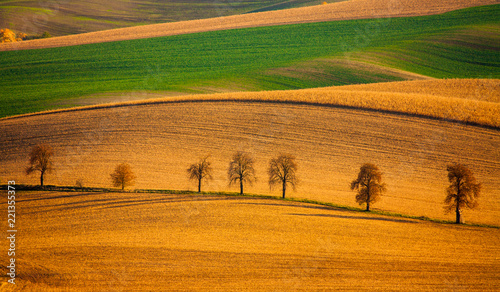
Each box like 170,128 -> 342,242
21,193 -> 241,214
237,202 -> 418,224
18,192 -> 104,202
101,196 -> 237,210
287,213 -> 419,224
237,201 -> 345,212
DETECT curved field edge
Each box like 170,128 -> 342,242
335,79 -> 500,103
0,5 -> 498,118
0,0 -> 327,37
0,0 -> 497,51
2,100 -> 498,225
2,84 -> 499,129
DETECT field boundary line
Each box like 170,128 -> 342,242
0,1 -> 498,51
1,92 -> 499,131
3,184 -> 498,229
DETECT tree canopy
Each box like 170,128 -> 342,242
268,154 -> 298,198
350,163 -> 386,211
444,163 -> 481,224
228,151 -> 256,195
25,144 -> 54,187
187,156 -> 213,193
110,163 -> 136,190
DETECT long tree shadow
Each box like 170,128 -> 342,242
17,191 -> 105,203
287,213 -> 419,224
22,193 -> 244,214
237,202 -> 419,224
237,201 -> 350,212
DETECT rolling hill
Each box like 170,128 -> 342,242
0,0 -> 330,37
0,4 -> 498,118
0,191 -> 498,290
0,1 -> 499,289
1,80 -> 499,226
1,0 -> 497,50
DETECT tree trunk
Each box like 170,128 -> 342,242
456,204 -> 461,224
40,171 -> 44,187
366,184 -> 370,211
198,178 -> 202,193
455,185 -> 461,224
282,180 -> 286,199
240,179 -> 243,195
455,179 -> 462,224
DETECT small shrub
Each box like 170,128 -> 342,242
0,29 -> 17,43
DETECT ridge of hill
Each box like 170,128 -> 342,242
0,0 -> 498,51
0,5 -> 498,118
3,79 -> 499,128
1,86 -> 499,225
0,0 -> 328,37
334,79 -> 500,103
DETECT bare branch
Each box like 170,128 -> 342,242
25,144 -> 54,186
350,163 -> 385,211
110,163 -> 136,190
228,151 -> 256,195
444,163 -> 481,224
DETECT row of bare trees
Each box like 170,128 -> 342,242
189,151 -> 298,199
25,144 -> 481,224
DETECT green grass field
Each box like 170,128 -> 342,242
0,5 -> 498,118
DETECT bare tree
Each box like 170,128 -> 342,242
187,156 -> 213,193
268,154 -> 298,199
350,163 -> 386,211
110,163 -> 136,190
228,151 -> 256,195
25,144 -> 54,187
444,163 -> 481,224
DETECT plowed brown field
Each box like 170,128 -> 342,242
1,0 -> 498,51
0,192 -> 498,290
1,93 -> 499,225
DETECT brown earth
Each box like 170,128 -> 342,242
0,192 -> 498,290
1,95 -> 498,225
1,0 -> 498,51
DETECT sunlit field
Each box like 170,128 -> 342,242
1,0 -> 498,290
0,191 -> 498,290
1,90 -> 498,225
1,0 -> 495,49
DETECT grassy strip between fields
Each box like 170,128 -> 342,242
4,184 -> 498,229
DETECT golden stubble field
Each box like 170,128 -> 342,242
0,191 -> 499,290
0,0 -> 498,51
1,80 -> 499,226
